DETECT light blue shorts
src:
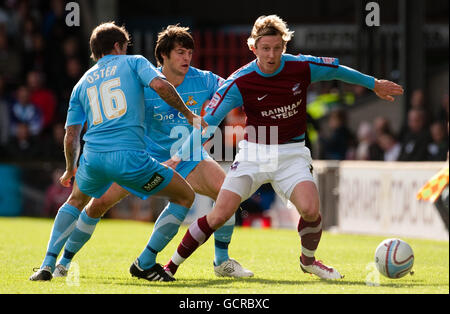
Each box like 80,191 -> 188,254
147,147 -> 211,179
76,150 -> 174,199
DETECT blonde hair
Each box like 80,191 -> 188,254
247,15 -> 294,50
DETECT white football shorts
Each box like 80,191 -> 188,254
221,140 -> 315,202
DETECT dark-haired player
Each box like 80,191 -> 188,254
50,25 -> 252,280
30,22 -> 205,282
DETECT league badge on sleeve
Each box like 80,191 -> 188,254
320,57 -> 338,65
207,92 -> 222,110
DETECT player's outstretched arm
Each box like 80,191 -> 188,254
150,77 -> 208,130
60,124 -> 83,187
309,59 -> 403,101
373,79 -> 404,102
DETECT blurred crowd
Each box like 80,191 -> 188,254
0,0 -> 87,163
316,88 -> 449,162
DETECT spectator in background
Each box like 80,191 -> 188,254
305,112 -> 321,158
427,121 -> 448,161
410,89 -> 425,109
9,85 -> 43,137
306,82 -> 341,121
27,70 -> 57,132
42,0 -> 67,41
435,93 -> 449,125
0,25 -> 22,86
373,115 -> 394,137
62,36 -> 83,60
28,32 -> 48,74
319,108 -> 355,160
369,116 -> 393,160
398,108 -> 432,161
0,75 -> 10,147
41,121 -> 65,162
2,122 -> 40,162
7,0 -> 40,37
19,17 -> 40,75
57,57 -> 83,116
0,6 -> 9,28
352,84 -> 369,98
43,168 -> 72,217
377,130 -> 401,161
354,121 -> 378,160
44,0 -> 86,91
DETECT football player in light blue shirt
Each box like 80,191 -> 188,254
30,22 -> 205,282
44,25 -> 253,281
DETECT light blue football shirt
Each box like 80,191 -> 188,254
144,66 -> 223,159
66,54 -> 164,152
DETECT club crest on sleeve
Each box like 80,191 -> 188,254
186,96 -> 197,106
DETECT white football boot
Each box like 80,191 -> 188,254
214,258 -> 254,278
53,264 -> 69,277
300,259 -> 344,280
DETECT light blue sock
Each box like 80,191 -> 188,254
213,214 -> 235,266
137,203 -> 189,269
58,209 -> 100,268
41,203 -> 81,271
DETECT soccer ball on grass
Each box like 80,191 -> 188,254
374,238 -> 414,279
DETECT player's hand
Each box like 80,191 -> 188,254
374,79 -> 404,102
202,99 -> 210,112
59,168 -> 76,187
163,155 -> 181,170
186,112 -> 208,133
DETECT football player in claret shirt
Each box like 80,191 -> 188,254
48,25 -> 253,281
30,22 -> 205,282
164,15 -> 403,280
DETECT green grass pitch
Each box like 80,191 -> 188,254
0,217 -> 448,294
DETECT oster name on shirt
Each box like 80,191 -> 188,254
85,65 -> 118,84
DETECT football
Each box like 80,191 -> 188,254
375,238 -> 415,279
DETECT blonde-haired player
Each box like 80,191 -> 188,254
247,15 -> 294,49
164,15 -> 403,280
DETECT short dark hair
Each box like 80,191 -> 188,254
89,22 -> 130,61
154,24 -> 194,66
